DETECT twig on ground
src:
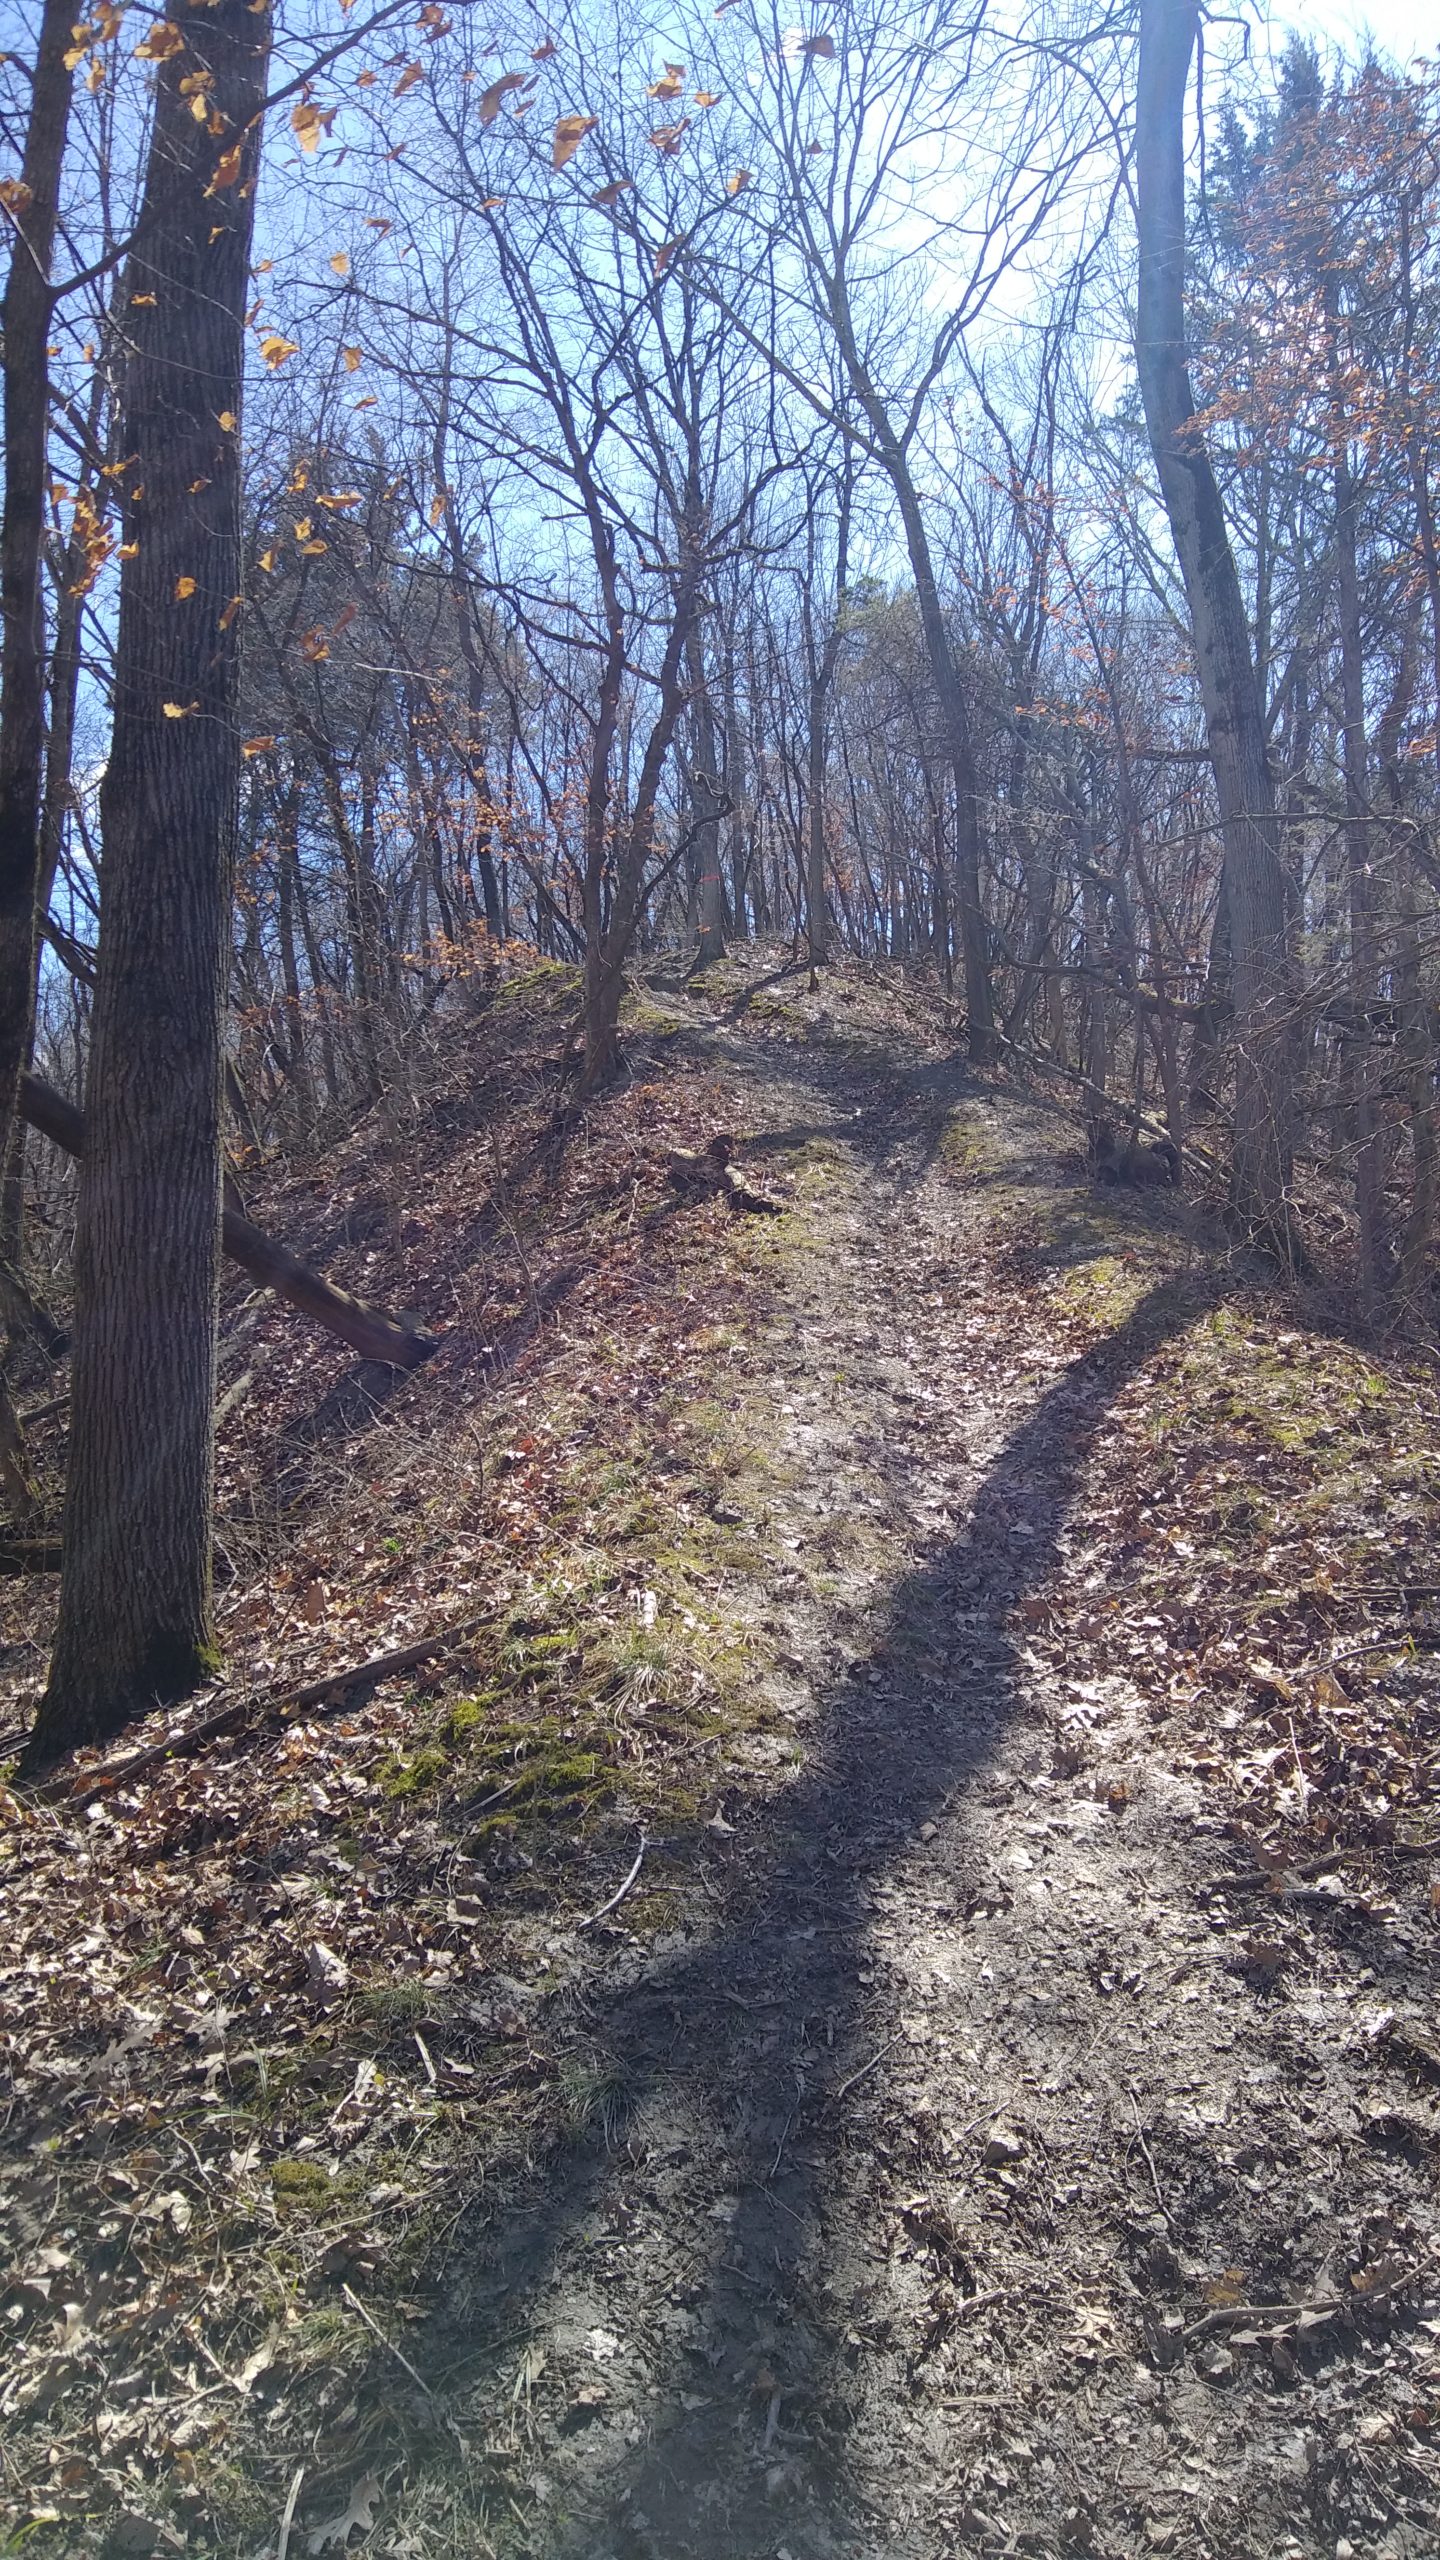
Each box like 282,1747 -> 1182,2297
1329,1633 -> 1430,1670
766,2095 -> 799,2183
1127,2088 -> 1171,2226
1182,2261 -> 1417,2347
1287,1713 -> 1310,1820
460,1773 -> 525,1818
952,2285 -> 1010,2322
52,1612 -> 492,1808
275,2464 -> 305,2560
830,2033 -> 902,2105
1209,1851 -> 1347,1892
578,1832 -> 647,1930
341,2281 -> 438,2405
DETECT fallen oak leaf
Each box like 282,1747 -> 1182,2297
306,2475 -> 381,2556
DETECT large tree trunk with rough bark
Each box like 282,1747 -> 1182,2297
23,0 -> 271,1771
1134,0 -> 1298,1249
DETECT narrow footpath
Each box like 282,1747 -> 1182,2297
432,978 -> 1440,2560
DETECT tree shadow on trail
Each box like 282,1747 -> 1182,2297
398,1266 -> 1228,2560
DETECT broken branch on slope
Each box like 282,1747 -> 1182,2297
19,1071 -> 437,1370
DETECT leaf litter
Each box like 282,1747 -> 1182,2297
2,951 -> 1440,2558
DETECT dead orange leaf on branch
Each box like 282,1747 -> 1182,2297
479,70 -> 524,122
291,99 -> 336,151
259,333 -> 299,368
647,62 -> 684,100
553,113 -> 597,168
133,18 -> 184,60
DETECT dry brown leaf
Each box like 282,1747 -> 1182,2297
552,112 -> 597,168
479,70 -> 524,122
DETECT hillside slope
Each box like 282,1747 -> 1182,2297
3,954 -> 1440,2560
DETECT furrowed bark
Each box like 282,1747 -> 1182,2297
25,0 -> 283,1769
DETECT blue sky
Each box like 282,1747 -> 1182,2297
1265,0 -> 1432,70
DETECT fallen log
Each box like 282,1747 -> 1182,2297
54,1610 -> 491,1806
666,1134 -> 782,1217
19,1071 -> 438,1371
0,1537 -> 64,1575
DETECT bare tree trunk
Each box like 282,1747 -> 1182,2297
0,0 -> 76,1506
1134,0 -> 1297,1250
1332,409 -> 1386,1312
685,632 -> 727,970
720,643 -> 752,938
581,572 -> 702,1096
273,778 -> 317,1144
0,0 -> 75,1205
854,407 -> 993,1057
25,0 -> 271,1769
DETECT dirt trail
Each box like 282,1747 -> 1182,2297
417,984 -> 1439,2560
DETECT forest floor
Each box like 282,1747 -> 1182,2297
3,951 -> 1440,2560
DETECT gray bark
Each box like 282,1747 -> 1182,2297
1134,0 -> 1298,1247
